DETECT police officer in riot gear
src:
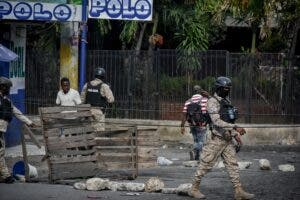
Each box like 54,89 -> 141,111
81,67 -> 114,131
188,76 -> 254,199
0,77 -> 35,183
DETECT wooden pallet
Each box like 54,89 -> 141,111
39,105 -> 141,182
94,127 -> 138,179
39,105 -> 98,183
105,124 -> 159,168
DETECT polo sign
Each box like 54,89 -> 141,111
0,1 -> 82,21
89,0 -> 153,21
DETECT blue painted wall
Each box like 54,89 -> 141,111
0,43 -> 25,147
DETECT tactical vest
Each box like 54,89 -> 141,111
0,96 -> 13,122
85,82 -> 108,107
218,98 -> 238,124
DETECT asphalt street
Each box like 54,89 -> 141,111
0,147 -> 299,200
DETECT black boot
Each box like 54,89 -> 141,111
4,176 -> 15,184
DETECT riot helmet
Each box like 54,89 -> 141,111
94,67 -> 106,79
0,76 -> 12,95
215,76 -> 232,98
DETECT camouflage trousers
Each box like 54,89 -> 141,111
193,134 -> 241,188
0,132 -> 10,179
91,108 -> 105,132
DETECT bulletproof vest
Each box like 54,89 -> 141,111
218,98 -> 238,124
85,82 -> 108,107
0,96 -> 13,122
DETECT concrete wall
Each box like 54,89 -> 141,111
107,118 -> 300,146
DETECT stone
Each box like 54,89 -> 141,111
157,157 -> 173,166
238,161 -> 252,170
86,178 -> 109,191
74,182 -> 87,190
176,183 -> 192,196
144,177 -> 164,192
183,161 -> 198,167
259,159 -> 271,170
162,188 -> 177,194
278,164 -> 295,172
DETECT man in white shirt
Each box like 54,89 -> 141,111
56,77 -> 81,106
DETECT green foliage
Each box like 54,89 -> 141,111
97,20 -> 112,36
119,21 -> 138,45
72,0 -> 81,4
159,75 -> 215,96
159,75 -> 187,96
258,32 -> 287,52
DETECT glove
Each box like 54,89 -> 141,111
234,126 -> 246,135
28,123 -> 37,128
234,134 -> 242,153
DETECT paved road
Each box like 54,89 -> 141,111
1,148 -> 299,200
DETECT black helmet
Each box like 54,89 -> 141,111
215,76 -> 232,98
215,76 -> 232,89
0,76 -> 12,87
94,67 -> 106,78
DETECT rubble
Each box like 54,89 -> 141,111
144,177 -> 164,192
107,181 -> 145,192
161,188 -> 177,194
86,178 -> 109,191
259,159 -> 271,170
183,161 -> 198,167
157,157 -> 173,166
238,161 -> 252,170
278,164 -> 295,172
176,183 -> 192,196
73,182 -> 87,190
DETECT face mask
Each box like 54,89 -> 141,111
0,86 -> 10,96
217,87 -> 230,98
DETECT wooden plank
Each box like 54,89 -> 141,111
95,129 -> 134,137
138,162 -> 157,168
96,147 -> 136,154
23,124 -> 42,148
46,133 -> 95,144
42,111 -> 92,119
50,155 -> 97,164
45,126 -> 94,137
40,104 -> 91,114
97,153 -> 136,163
43,121 -> 93,129
47,140 -> 96,150
20,127 -> 30,182
98,161 -> 136,169
48,149 -> 96,156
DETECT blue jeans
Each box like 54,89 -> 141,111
190,126 -> 206,159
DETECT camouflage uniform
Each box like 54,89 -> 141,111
193,93 -> 241,188
81,78 -> 114,131
0,103 -> 33,179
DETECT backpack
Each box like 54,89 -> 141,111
186,100 -> 211,126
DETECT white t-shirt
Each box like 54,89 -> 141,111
56,88 -> 81,106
